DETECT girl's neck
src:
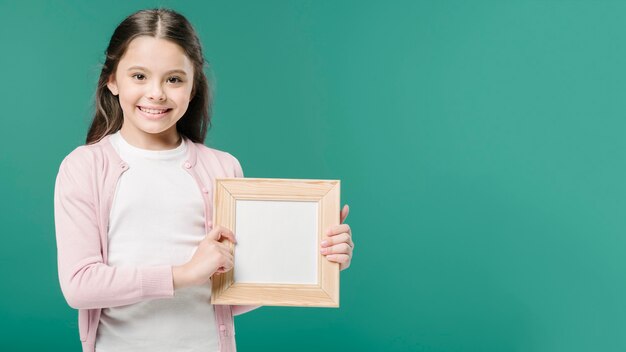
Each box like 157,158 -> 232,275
118,128 -> 182,151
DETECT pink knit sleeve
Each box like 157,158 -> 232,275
230,153 -> 244,178
231,305 -> 260,316
54,149 -> 174,309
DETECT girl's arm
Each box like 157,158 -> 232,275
54,150 -> 174,310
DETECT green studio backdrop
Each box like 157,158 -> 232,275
1,0 -> 626,351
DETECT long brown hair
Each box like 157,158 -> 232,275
86,8 -> 211,145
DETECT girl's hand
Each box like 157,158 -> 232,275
173,225 -> 236,289
321,204 -> 354,271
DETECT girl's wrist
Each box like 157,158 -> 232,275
172,264 -> 192,290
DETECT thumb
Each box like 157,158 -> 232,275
206,226 -> 237,244
340,204 -> 349,224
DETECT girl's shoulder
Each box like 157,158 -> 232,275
56,136 -> 118,176
190,140 -> 243,177
194,141 -> 238,162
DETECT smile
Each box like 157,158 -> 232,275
138,106 -> 171,114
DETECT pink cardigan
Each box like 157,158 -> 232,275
53,133 -> 258,352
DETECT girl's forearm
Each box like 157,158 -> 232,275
172,265 -> 192,290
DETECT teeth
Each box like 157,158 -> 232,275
139,107 -> 168,114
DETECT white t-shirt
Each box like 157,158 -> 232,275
95,130 -> 218,352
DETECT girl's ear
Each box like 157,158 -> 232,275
106,75 -> 119,96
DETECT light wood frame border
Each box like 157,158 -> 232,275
211,178 -> 340,307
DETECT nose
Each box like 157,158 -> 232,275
147,82 -> 166,101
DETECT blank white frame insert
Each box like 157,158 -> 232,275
234,200 -> 318,284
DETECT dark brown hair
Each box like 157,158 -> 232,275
86,8 -> 211,144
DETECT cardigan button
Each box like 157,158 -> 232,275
219,324 -> 227,331
184,161 -> 192,169
201,187 -> 209,194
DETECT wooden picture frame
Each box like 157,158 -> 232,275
211,178 -> 340,307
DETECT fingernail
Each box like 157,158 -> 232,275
321,240 -> 328,247
320,248 -> 328,254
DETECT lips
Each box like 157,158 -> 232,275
138,106 -> 171,114
136,106 -> 172,120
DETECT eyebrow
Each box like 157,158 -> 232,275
126,66 -> 189,76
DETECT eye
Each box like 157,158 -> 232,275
131,73 -> 146,80
167,76 -> 183,84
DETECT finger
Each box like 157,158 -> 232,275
217,227 -> 237,244
223,254 -> 234,271
217,246 -> 235,265
208,226 -> 237,244
326,254 -> 351,271
321,233 -> 353,248
217,240 -> 234,252
219,234 -> 237,245
321,243 -> 352,256
340,204 -> 349,224
326,254 -> 350,265
206,226 -> 229,240
325,224 -> 351,237
217,253 -> 234,273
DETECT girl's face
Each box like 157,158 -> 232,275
107,36 -> 195,149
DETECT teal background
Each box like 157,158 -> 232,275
1,0 -> 626,350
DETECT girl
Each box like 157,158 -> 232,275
53,8 -> 354,352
